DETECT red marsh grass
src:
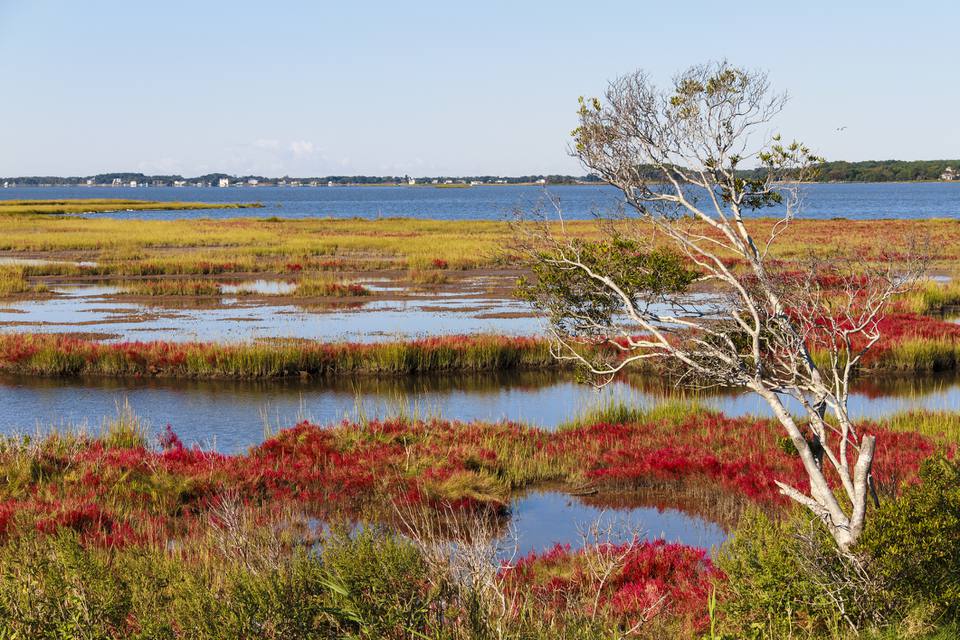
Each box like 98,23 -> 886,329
0,407 -> 944,549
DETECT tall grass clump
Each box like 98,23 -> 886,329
897,279 -> 960,314
122,279 -> 223,296
295,276 -> 370,297
0,266 -> 47,297
558,394 -> 707,431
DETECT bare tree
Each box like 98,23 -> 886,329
518,61 -> 924,551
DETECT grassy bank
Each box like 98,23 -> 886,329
1,311 -> 959,380
0,198 -> 263,215
0,334 -> 558,378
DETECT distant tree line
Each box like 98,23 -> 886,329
5,161 -> 959,186
811,160 -> 960,182
1,173 -> 602,186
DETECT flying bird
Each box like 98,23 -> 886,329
836,126 -> 848,132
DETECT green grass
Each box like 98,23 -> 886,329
898,279 -> 960,314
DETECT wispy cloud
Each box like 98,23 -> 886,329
288,140 -> 315,157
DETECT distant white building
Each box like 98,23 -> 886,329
129,180 -> 138,187
327,181 -> 335,187
173,180 -> 187,187
408,177 -> 416,185
2,182 -> 7,189
247,178 -> 258,186
941,167 -> 958,181
431,179 -> 439,184
470,180 -> 481,186
218,178 -> 230,188
535,178 -> 547,185
112,178 -> 123,187
85,179 -> 94,186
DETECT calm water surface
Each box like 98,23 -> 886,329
2,371 -> 957,453
508,491 -> 725,556
4,183 -> 960,220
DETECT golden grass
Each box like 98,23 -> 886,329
121,279 -> 223,297
0,266 -> 48,297
1,215 -> 957,277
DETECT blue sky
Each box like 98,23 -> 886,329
1,0 -> 958,176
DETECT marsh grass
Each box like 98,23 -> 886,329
295,276 -> 370,297
870,338 -> 960,373
881,410 -> 960,444
558,394 -> 708,430
0,334 -> 559,379
0,266 -> 48,296
897,279 -> 960,314
121,279 -> 223,297
407,268 -> 450,285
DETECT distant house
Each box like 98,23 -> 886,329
112,178 -> 122,187
248,178 -> 259,186
173,180 -> 187,187
408,177 -> 416,185
941,167 -> 958,181
85,179 -> 94,186
535,178 -> 547,185
129,180 -> 138,187
218,178 -> 230,188
327,181 -> 335,187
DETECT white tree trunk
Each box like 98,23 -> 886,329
756,388 -> 873,551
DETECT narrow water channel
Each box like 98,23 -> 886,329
3,370 -> 958,453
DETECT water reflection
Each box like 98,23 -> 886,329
0,285 -> 538,343
1,371 -> 959,453
508,491 -> 726,556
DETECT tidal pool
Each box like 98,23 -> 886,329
507,491 -> 726,556
0,284 -> 540,343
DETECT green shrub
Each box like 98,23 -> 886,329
716,508 -> 852,638
318,527 -> 442,638
861,456 -> 960,624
